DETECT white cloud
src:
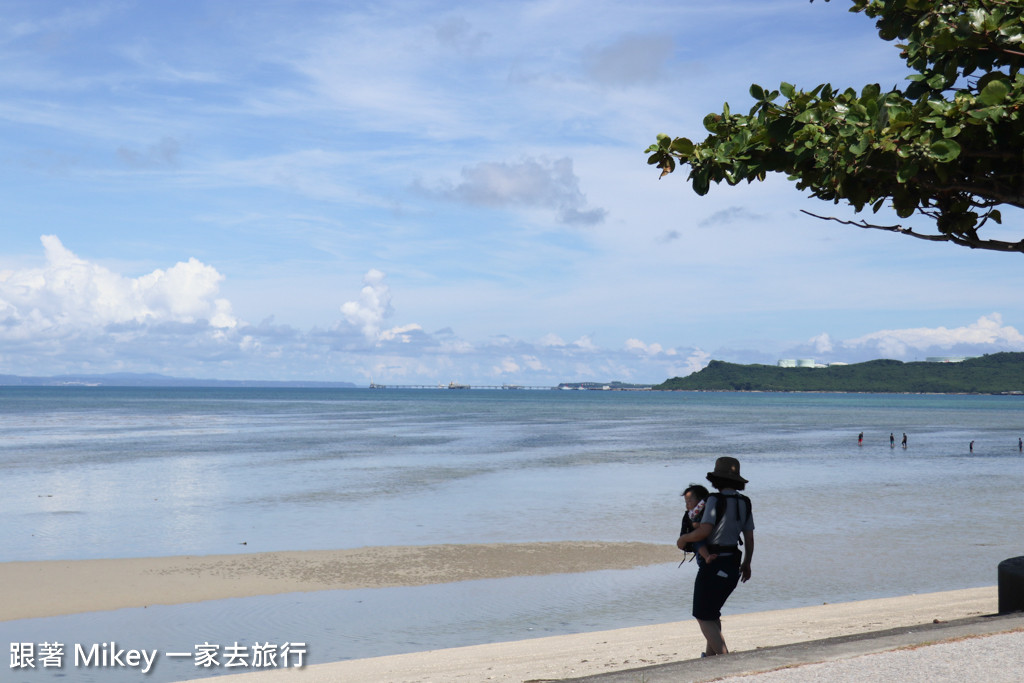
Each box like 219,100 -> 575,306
379,323 -> 424,343
685,348 -> 711,372
0,235 -> 236,339
6,240 -> 1022,388
339,269 -> 396,342
522,355 -> 544,371
626,338 -> 677,356
572,335 -> 597,351
781,315 -> 1024,364
846,314 -> 1024,353
494,357 -> 520,374
810,332 -> 833,354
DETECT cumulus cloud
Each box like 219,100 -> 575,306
572,335 -> 597,351
522,355 -> 544,371
494,356 -> 519,374
626,338 -> 678,356
434,157 -> 606,226
786,315 -> 1024,363
623,340 -> 709,378
0,235 -> 236,339
846,314 -> 1024,352
539,333 -> 566,347
339,269 -> 423,345
379,323 -> 423,343
810,332 -> 833,354
0,239 -> 709,386
339,269 -> 393,339
654,348 -> 712,379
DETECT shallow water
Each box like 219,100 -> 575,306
1,388 -> 1022,681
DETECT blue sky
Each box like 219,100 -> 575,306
2,0 -> 1023,385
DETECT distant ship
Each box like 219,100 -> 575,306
447,382 -> 470,390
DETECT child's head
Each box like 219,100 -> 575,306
682,483 -> 709,511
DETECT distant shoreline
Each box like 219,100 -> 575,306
652,388 -> 1024,395
0,374 -> 357,388
656,353 -> 1024,393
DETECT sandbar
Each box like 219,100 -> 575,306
0,541 -> 678,621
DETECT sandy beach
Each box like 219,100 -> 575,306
204,586 -> 1000,682
2,542 -> 1006,682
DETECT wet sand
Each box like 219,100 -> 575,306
0,541 -> 678,620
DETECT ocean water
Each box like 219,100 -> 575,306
1,387 -> 1023,681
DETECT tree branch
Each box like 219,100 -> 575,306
800,210 -> 1024,253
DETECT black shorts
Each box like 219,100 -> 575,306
692,554 -> 741,621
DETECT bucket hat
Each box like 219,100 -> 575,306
707,456 -> 748,485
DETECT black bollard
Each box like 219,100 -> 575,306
998,556 -> 1024,614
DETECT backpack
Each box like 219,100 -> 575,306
709,492 -> 751,549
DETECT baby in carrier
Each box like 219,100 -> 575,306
679,484 -> 716,565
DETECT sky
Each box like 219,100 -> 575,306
2,0 -> 1023,386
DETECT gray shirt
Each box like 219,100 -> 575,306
699,489 -> 754,547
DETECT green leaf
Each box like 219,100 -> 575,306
749,84 -> 765,100
692,171 -> 710,196
849,135 -> 871,155
894,197 -> 917,219
897,163 -> 919,183
780,82 -> 796,99
670,137 -> 695,155
978,79 -> 1010,106
795,109 -> 820,123
860,83 -> 881,100
929,139 -> 961,163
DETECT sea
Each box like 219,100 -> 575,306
1,387 -> 1022,682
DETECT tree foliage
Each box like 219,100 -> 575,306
655,352 -> 1024,393
647,0 -> 1024,253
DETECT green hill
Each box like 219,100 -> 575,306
654,353 -> 1024,393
